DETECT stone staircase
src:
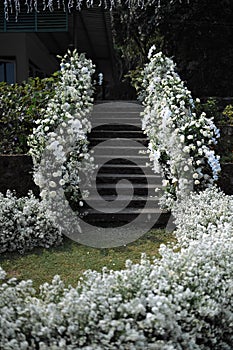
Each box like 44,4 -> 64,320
81,101 -> 170,228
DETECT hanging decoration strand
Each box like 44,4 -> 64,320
5,0 -> 192,20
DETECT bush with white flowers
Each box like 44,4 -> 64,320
0,190 -> 62,254
173,185 -> 233,247
28,49 -> 95,206
0,232 -> 232,348
141,46 -> 221,209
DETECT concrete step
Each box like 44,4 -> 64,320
90,130 -> 146,139
93,145 -> 146,156
90,124 -> 142,131
95,183 -> 161,196
93,155 -> 149,166
91,118 -> 141,128
89,138 -> 148,147
97,164 -> 153,174
83,195 -> 160,209
95,173 -> 162,184
81,207 -> 170,228
93,101 -> 143,112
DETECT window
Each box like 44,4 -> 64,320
0,3 -> 68,32
0,59 -> 16,84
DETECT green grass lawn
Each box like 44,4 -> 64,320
0,229 -> 175,291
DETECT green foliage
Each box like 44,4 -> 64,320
124,66 -> 144,95
112,3 -> 164,82
194,97 -> 221,124
222,104 -> 233,125
0,73 -> 59,154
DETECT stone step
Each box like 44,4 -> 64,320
95,183 -> 161,196
93,101 -> 143,112
81,207 -> 170,228
95,173 -> 162,184
97,164 -> 153,174
89,138 -> 148,147
83,195 -> 160,209
93,145 -> 146,156
91,118 -> 141,128
90,130 -> 146,139
90,124 -> 142,131
93,155 -> 149,166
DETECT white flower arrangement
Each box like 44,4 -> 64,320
0,190 -> 62,254
28,50 -> 95,207
141,47 -> 221,209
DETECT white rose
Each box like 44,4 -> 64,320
180,135 -> 185,143
50,191 -> 57,198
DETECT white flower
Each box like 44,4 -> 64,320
180,135 -> 185,143
50,191 -> 57,198
148,45 -> 156,59
59,179 -> 66,186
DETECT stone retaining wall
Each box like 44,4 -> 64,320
217,125 -> 233,156
218,163 -> 233,195
0,155 -> 39,197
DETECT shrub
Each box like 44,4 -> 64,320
0,74 -> 59,154
173,185 -> 233,247
0,190 -> 62,254
222,104 -> 233,125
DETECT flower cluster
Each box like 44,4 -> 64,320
0,185 -> 232,348
173,185 -> 233,247
0,190 -> 62,254
28,50 -> 95,207
141,46 -> 221,208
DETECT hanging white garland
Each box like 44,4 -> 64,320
4,0 -> 191,20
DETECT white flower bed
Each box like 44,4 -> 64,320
0,190 -> 62,254
173,185 -> 233,247
141,46 -> 221,209
0,186 -> 232,348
